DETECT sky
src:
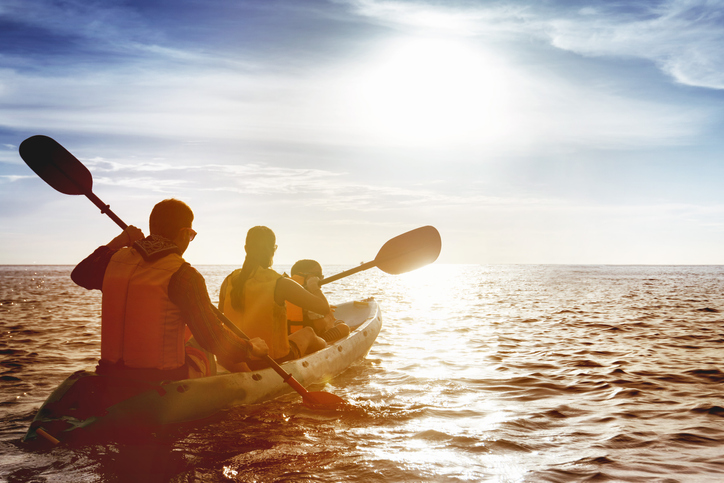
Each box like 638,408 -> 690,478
2,0 -> 724,265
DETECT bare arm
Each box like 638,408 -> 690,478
275,276 -> 330,315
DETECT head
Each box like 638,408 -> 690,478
244,226 -> 276,269
229,226 -> 276,312
149,199 -> 195,253
291,259 -> 323,280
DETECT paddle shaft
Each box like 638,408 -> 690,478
86,192 -> 127,230
212,306 -> 320,401
320,261 -> 376,285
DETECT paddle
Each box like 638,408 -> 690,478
18,134 -> 347,410
212,307 -> 347,409
320,225 -> 442,285
19,135 -> 128,230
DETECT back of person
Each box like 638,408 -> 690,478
221,266 -> 289,360
101,243 -> 186,371
219,226 -> 329,367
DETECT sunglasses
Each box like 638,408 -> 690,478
299,271 -> 324,280
181,227 -> 197,241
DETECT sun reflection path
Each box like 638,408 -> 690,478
343,264 -> 533,480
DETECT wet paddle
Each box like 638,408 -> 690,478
18,134 -> 348,410
320,225 -> 442,285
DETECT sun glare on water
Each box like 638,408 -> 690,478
349,38 -> 513,146
360,264 -> 529,480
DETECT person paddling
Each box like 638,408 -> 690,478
71,198 -> 269,381
287,259 -> 350,342
218,226 -> 330,370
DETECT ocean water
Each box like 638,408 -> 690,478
1,264 -> 723,482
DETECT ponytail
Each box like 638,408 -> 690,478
229,226 -> 276,312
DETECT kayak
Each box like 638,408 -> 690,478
24,298 -> 381,445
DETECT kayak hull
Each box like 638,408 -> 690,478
24,298 -> 381,444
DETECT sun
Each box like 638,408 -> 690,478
349,37 -> 513,146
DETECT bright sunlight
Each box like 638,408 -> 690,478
349,38 -> 513,146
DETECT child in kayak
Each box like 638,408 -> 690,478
218,226 -> 329,369
286,259 -> 350,343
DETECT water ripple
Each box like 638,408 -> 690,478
2,264 -> 724,481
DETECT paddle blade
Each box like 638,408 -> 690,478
374,225 -> 442,275
19,135 -> 92,196
302,391 -> 349,410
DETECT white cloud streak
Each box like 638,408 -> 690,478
80,158 -> 555,213
346,0 -> 724,90
0,174 -> 33,182
1,0 -> 717,157
1,0 -> 159,54
3,0 -> 724,264
547,0 -> 724,89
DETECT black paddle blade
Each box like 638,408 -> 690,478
375,225 -> 442,275
19,135 -> 92,196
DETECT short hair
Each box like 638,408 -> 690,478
291,259 -> 322,277
149,199 -> 194,240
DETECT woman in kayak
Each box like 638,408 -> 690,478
218,226 -> 329,369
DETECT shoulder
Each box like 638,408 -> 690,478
250,267 -> 282,283
264,267 -> 283,279
170,262 -> 206,288
179,262 -> 202,276
276,276 -> 295,288
275,276 -> 302,296
220,268 -> 242,287
227,268 -> 243,278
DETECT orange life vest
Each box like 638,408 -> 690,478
101,247 -> 186,370
286,274 -> 305,333
221,267 -> 289,359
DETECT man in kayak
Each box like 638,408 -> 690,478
218,226 -> 329,370
71,198 -> 269,381
286,259 -> 350,342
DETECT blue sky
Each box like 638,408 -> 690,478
2,0 -> 724,265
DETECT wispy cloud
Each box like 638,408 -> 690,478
2,0 -> 716,156
78,158 -> 565,214
3,0 -> 724,264
344,0 -> 529,35
0,0 -> 160,55
0,174 -> 33,182
545,0 -> 724,89
346,0 -> 724,90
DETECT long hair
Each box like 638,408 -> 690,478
229,226 -> 276,312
